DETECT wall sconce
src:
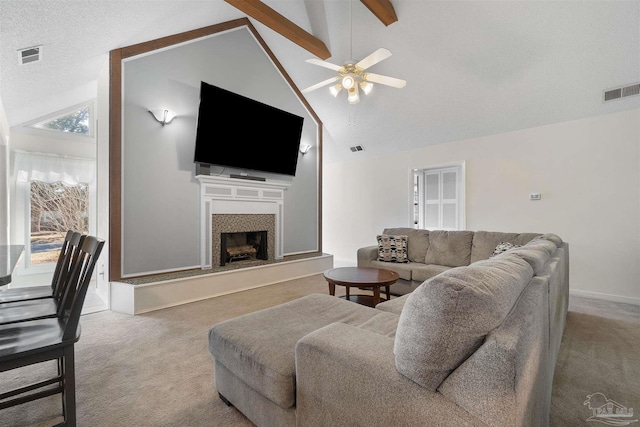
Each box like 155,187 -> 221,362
148,108 -> 177,126
299,144 -> 312,155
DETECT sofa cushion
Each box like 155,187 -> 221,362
424,230 -> 474,267
394,254 -> 534,391
370,260 -> 413,281
208,294 -> 378,409
375,294 -> 410,315
497,239 -> 556,274
470,231 -> 541,263
490,242 -> 522,257
377,234 -> 409,263
383,228 -> 430,263
438,276 -> 549,427
536,233 -> 563,247
411,264 -> 452,283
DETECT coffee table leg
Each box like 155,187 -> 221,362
373,286 -> 380,306
385,285 -> 391,300
345,285 -> 350,300
328,281 -> 335,296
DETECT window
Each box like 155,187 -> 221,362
29,181 -> 90,265
413,164 -> 465,230
25,103 -> 95,139
14,152 -> 96,272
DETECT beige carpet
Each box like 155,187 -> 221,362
1,274 -> 639,427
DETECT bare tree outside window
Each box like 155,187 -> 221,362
30,181 -> 89,265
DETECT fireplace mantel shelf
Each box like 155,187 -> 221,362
196,175 -> 291,191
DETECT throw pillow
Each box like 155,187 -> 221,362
377,234 -> 409,263
490,241 -> 522,257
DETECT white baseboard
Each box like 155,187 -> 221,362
570,288 -> 640,306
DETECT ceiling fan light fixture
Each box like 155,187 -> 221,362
360,81 -> 373,95
330,84 -> 343,97
342,75 -> 356,90
347,85 -> 360,104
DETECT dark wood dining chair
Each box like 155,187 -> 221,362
0,230 -> 84,304
0,231 -> 86,326
0,235 -> 104,427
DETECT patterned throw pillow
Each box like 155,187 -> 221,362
377,234 -> 409,263
490,241 -> 522,257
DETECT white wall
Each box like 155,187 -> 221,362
0,97 -> 9,244
323,108 -> 640,303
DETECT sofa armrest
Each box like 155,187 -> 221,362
357,245 -> 378,267
295,322 -> 483,427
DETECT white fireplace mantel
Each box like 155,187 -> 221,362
197,175 -> 291,269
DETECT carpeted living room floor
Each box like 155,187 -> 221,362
1,273 -> 639,427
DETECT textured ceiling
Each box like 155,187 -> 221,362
1,0 -> 638,164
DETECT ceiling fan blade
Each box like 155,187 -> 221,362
305,58 -> 344,72
356,48 -> 392,70
302,76 -> 341,93
364,72 -> 406,89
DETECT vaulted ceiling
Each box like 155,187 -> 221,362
1,0 -> 638,164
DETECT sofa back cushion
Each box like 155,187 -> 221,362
438,276 -> 550,427
424,230 -> 474,267
383,227 -> 430,263
495,238 -> 557,275
394,254 -> 534,391
470,231 -> 541,263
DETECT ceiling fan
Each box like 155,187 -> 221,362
302,47 -> 406,104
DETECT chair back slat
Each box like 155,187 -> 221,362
59,235 -> 105,341
51,231 -> 85,300
50,230 -> 74,293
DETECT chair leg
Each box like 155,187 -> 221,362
61,346 -> 76,427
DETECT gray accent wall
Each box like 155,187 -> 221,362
122,27 -> 318,276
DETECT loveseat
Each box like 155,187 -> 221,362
208,229 -> 569,427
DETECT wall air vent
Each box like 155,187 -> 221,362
349,145 -> 364,152
603,82 -> 640,102
18,46 -> 42,65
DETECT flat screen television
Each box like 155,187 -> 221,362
193,81 -> 305,177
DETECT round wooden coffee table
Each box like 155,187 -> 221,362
323,267 -> 400,307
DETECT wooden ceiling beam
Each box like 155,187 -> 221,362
360,0 -> 398,26
224,0 -> 331,59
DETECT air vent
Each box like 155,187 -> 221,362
18,46 -> 42,65
604,82 -> 640,102
349,145 -> 364,152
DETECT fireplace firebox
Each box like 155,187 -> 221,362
220,231 -> 268,266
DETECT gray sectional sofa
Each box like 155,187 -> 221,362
358,228 -> 554,296
208,229 -> 569,427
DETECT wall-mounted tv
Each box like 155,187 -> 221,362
193,81 -> 305,177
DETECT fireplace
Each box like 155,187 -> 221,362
211,213 -> 276,268
220,231 -> 268,266
197,175 -> 289,270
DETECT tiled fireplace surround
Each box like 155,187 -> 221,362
197,175 -> 289,270
212,214 -> 275,268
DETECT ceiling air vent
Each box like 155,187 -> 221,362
604,82 -> 640,102
350,145 -> 364,152
18,46 -> 42,65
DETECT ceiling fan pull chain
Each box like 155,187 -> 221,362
348,105 -> 356,127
